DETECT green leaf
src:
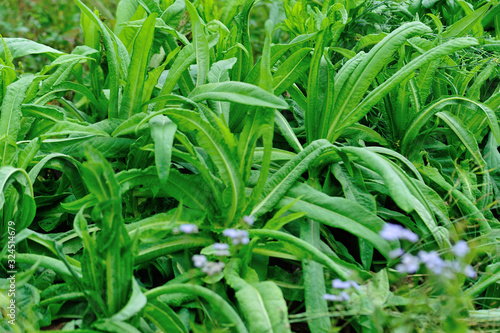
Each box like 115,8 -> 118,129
342,147 -> 414,212
144,301 -> 188,333
401,96 -> 500,155
435,111 -> 485,167
40,121 -> 110,138
330,37 -> 478,141
227,262 -> 291,333
74,0 -> 129,119
442,3 -> 490,39
146,284 -> 249,333
110,279 -> 147,321
0,38 -> 63,59
273,48 -> 312,97
279,182 -> 390,258
329,22 -> 431,140
149,115 -> 177,185
189,82 -> 289,109
21,104 -> 65,122
120,13 -> 157,119
301,217 -> 331,333
252,139 -> 332,217
254,282 -> 292,333
249,229 -> 352,279
186,0 -> 210,86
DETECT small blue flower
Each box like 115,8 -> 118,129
223,229 -> 250,245
243,215 -> 255,226
389,248 -> 405,259
213,243 -> 230,256
452,240 -> 470,258
418,250 -> 445,274
323,292 -> 350,302
395,254 -> 420,274
464,265 -> 477,278
331,279 -> 360,290
192,254 -> 207,268
179,223 -> 199,234
380,223 -> 418,242
201,261 -> 225,276
332,279 -> 352,289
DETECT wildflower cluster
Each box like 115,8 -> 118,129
323,279 -> 361,302
223,228 -> 250,245
191,227 -> 251,276
380,223 -> 476,278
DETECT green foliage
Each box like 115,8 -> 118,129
0,0 -> 499,332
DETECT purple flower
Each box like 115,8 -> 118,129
464,265 -> 477,278
323,291 -> 350,302
452,240 -> 470,258
179,223 -> 199,234
379,223 -> 418,242
223,229 -> 250,245
243,215 -> 255,226
389,248 -> 405,259
192,254 -> 207,268
213,243 -> 230,256
396,254 -> 420,274
349,281 -> 360,290
331,279 -> 360,291
201,261 -> 225,276
332,279 -> 351,289
418,250 -> 445,274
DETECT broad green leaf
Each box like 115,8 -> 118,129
157,108 -> 243,225
442,3 -> 490,39
279,182 -> 390,257
74,0 -> 129,119
17,138 -> 40,170
144,301 -> 188,333
401,96 -> 500,155
186,0 -> 210,86
189,82 -> 289,109
115,0 -> 140,35
40,121 -> 110,138
161,0 -> 186,28
226,260 -> 291,333
330,37 -> 478,141
149,115 -> 177,185
120,13 -> 157,119
21,104 -> 65,122
0,75 -> 34,165
254,282 -> 292,333
330,22 -> 431,139
301,217 -> 331,333
251,139 -> 332,217
0,38 -> 63,59
342,147 -> 413,212
435,111 -> 485,167
110,279 -> 147,321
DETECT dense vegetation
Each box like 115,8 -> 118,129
1,0 -> 500,332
